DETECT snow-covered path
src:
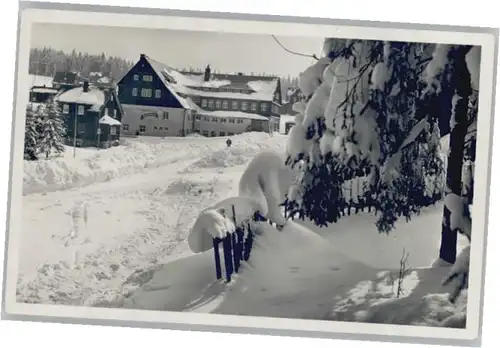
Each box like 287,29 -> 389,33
17,134 -> 287,305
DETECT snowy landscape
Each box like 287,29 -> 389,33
14,35 -> 481,331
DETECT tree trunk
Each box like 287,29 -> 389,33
439,45 -> 472,264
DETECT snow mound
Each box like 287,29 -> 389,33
188,196 -> 260,253
181,133 -> 288,173
23,132 -> 287,195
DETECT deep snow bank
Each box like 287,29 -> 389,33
23,132 -> 287,195
117,221 -> 377,318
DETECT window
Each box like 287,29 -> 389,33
237,119 -> 243,124
232,101 -> 238,110
164,127 -> 169,133
215,100 -> 221,109
77,105 -> 85,115
229,118 -> 235,123
123,124 -> 129,132
141,88 -> 152,98
203,116 -> 209,121
31,95 -> 36,102
155,89 -> 161,98
201,99 -> 208,108
208,100 -> 214,109
139,125 -> 146,133
154,126 -> 158,131
159,126 -> 163,131
211,131 -> 216,137
133,74 -> 139,81
196,115 -> 201,121
143,75 -> 153,82
212,117 -> 218,122
241,101 -> 248,111
251,102 -> 257,111
260,102 -> 269,112
222,100 -> 229,109
62,104 -> 69,114
228,132 -> 234,136
220,132 -> 226,136
162,111 -> 169,120
132,88 -> 138,96
202,130 -> 209,137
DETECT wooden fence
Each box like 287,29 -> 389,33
212,206 -> 267,282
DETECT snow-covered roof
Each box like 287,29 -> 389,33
99,115 -> 121,126
29,75 -> 53,88
31,87 -> 59,94
143,55 -> 279,103
56,87 -> 106,106
144,56 -> 198,110
197,109 -> 269,121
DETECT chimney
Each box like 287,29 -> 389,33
140,53 -> 146,59
83,80 -> 89,93
204,64 -> 211,82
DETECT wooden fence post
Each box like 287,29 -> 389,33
222,233 -> 233,282
213,238 -> 222,280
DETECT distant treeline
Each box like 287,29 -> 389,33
29,47 -> 135,80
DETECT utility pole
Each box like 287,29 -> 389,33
73,106 -> 78,158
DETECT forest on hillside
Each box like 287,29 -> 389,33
29,47 -> 136,80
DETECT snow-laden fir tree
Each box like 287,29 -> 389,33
284,39 -> 444,232
24,104 -> 40,161
38,98 -> 66,159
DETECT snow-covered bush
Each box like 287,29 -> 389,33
285,39 -> 445,232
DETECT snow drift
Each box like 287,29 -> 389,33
23,132 -> 287,195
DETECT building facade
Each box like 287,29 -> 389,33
116,54 -> 196,137
117,54 -> 282,137
56,81 -> 123,148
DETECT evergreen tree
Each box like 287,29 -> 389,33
24,105 -> 40,161
284,39 -> 452,233
38,98 -> 66,159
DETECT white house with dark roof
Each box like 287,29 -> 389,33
117,54 -> 282,137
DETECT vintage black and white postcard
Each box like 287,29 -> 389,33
2,1 -> 498,346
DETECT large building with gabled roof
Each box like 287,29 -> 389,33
116,54 -> 282,137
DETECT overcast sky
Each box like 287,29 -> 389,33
31,23 -> 324,77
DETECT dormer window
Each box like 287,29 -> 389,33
143,75 -> 153,82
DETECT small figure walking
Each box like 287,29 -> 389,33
226,138 -> 232,148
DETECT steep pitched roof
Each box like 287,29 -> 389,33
143,55 -> 280,102
143,56 -> 196,110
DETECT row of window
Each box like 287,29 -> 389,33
133,74 -> 153,82
132,88 -> 162,99
201,99 -> 270,113
200,130 -> 235,137
62,104 -> 85,115
195,115 -> 244,124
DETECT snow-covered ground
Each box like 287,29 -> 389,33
18,132 -> 466,327
23,132 -> 280,195
18,132 -> 287,304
